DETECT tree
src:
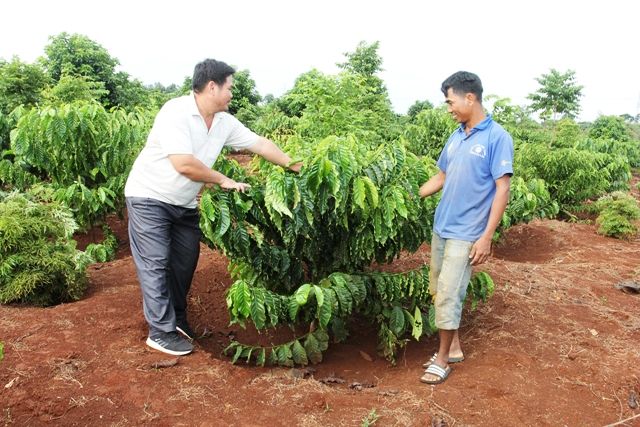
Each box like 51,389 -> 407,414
40,33 -> 147,109
337,41 -> 387,96
42,72 -> 108,104
337,41 -> 383,77
619,113 -> 636,123
0,57 -> 50,114
229,69 -> 262,115
589,115 -> 631,141
527,69 -> 583,120
265,69 -> 397,145
406,100 -> 434,121
41,33 -> 117,104
110,71 -> 150,109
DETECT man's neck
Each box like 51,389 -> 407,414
194,93 -> 215,121
464,110 -> 487,134
194,93 -> 218,130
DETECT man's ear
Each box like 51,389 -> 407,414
465,93 -> 476,105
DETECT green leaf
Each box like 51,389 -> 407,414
291,340 -> 308,365
427,304 -> 438,334
362,176 -> 379,208
288,297 -> 300,321
352,177 -> 366,212
304,334 -> 323,364
236,281 -> 251,318
277,344 -> 294,367
317,288 -> 334,328
389,305 -> 405,335
267,349 -> 278,366
218,201 -> 231,236
294,283 -> 312,305
313,284 -> 324,308
250,288 -> 267,329
314,329 -> 330,351
231,345 -> 244,364
256,348 -> 266,367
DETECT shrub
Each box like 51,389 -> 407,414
84,225 -> 118,263
499,177 -> 559,237
575,138 -> 640,168
594,192 -> 640,239
9,102 -> 152,229
402,107 -> 457,158
552,118 -> 583,148
0,191 -> 91,305
515,143 -> 628,208
588,115 -> 631,142
202,136 -> 493,365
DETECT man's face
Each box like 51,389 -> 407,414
445,88 -> 471,124
209,75 -> 233,112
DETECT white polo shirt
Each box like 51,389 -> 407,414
125,94 -> 258,208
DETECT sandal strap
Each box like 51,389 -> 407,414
425,364 -> 447,377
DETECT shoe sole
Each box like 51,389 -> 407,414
176,325 -> 195,340
146,337 -> 193,356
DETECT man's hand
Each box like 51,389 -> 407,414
469,236 -> 492,265
218,177 -> 251,192
288,162 -> 303,173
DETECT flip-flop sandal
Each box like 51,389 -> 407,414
420,364 -> 451,385
422,352 -> 464,368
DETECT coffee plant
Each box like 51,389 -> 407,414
8,101 -> 151,229
515,143 -> 631,208
201,135 -> 494,365
402,107 -> 457,158
498,177 -> 559,238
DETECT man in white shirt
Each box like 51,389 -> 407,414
125,59 -> 300,356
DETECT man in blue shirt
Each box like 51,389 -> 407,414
418,71 -> 513,384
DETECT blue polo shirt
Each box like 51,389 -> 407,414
434,115 -> 513,241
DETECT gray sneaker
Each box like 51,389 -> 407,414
146,331 -> 193,356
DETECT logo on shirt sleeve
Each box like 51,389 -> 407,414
469,144 -> 486,159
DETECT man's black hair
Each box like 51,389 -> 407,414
441,71 -> 483,103
192,59 -> 235,93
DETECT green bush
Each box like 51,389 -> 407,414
576,138 -> 640,168
402,107 -> 457,158
552,118 -> 583,148
594,192 -> 640,239
0,191 -> 91,305
588,115 -> 631,142
499,177 -> 559,236
203,136 -> 493,366
515,143 -> 628,208
262,69 -> 400,148
9,102 -> 152,229
84,225 -> 118,263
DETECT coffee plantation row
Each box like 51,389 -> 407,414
1,38 -> 638,365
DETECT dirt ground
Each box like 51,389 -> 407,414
1,185 -> 640,426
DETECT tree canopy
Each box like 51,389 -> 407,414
527,69 -> 583,121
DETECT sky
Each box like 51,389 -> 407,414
2,0 -> 639,121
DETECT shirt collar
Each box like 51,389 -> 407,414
457,114 -> 493,133
188,92 -> 225,122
